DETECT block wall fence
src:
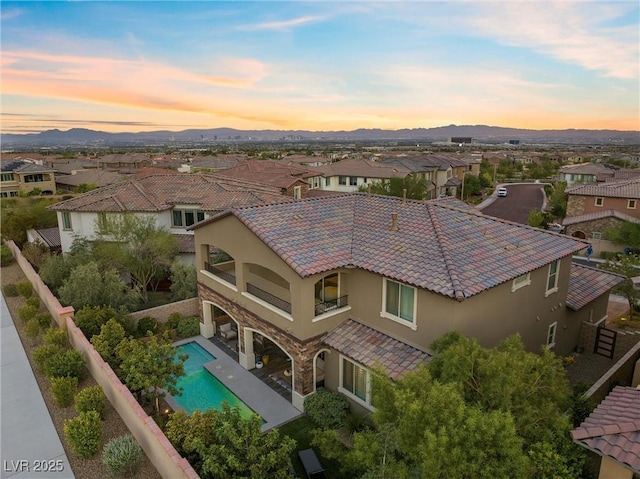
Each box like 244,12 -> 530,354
5,241 -> 200,479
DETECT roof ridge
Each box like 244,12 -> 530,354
131,181 -> 158,207
427,202 -> 466,300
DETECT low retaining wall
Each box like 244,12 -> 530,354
5,241 -> 199,479
584,341 -> 640,404
130,298 -> 199,322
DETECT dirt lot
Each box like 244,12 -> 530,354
1,261 -> 161,479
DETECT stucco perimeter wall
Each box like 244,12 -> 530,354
584,338 -> 640,404
6,242 -> 199,479
130,298 -> 199,322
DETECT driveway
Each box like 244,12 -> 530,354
479,183 -> 545,225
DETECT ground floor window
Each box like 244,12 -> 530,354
340,356 -> 372,407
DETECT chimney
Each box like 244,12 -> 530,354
402,188 -> 407,204
390,213 -> 399,232
367,184 -> 371,196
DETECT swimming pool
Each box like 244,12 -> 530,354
173,342 -> 259,420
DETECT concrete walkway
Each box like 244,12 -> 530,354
0,294 -> 74,479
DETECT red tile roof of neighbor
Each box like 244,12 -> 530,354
48,174 -> 291,213
214,159 -> 320,189
562,209 -> 640,226
311,158 -> 412,179
566,264 -> 626,310
572,386 -> 640,473
210,193 -> 589,300
566,177 -> 640,199
323,319 -> 431,379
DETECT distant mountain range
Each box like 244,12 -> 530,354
2,125 -> 639,148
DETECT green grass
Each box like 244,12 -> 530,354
278,416 -> 347,478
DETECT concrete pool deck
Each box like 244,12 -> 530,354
167,336 -> 301,432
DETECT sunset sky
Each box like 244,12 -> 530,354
2,1 -> 639,134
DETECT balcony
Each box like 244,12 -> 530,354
314,295 -> 349,316
204,261 -> 236,287
246,283 -> 292,314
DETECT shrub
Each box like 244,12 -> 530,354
136,316 -> 158,337
25,318 -> 41,345
33,344 -> 64,372
102,434 -> 144,477
176,316 -> 200,338
43,349 -> 85,379
2,283 -> 19,297
304,388 -> 349,429
74,305 -> 120,340
16,281 -> 33,298
118,314 -> 138,337
64,411 -> 102,459
35,312 -> 53,330
26,296 -> 41,309
1,244 -> 14,265
18,304 -> 38,325
75,385 -> 106,418
167,312 -> 182,330
51,376 -> 78,407
44,327 -> 68,347
91,319 -> 125,370
345,412 -> 373,434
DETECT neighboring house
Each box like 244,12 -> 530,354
215,159 -> 323,199
191,193 -> 622,412
571,386 -> 640,479
0,160 -> 57,197
380,154 -> 475,198
310,158 -> 412,193
54,170 -> 126,193
177,155 -> 246,173
563,178 -> 640,241
559,163 -> 620,186
48,173 -> 292,263
26,227 -> 62,253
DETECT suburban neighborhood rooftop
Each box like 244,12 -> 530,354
566,264 -> 626,311
566,177 -> 640,199
202,193 -> 589,300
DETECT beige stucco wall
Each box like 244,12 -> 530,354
598,457 -> 633,479
567,194 -> 640,219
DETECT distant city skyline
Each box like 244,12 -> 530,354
1,1 -> 639,135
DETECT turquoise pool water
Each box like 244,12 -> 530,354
173,342 -> 258,420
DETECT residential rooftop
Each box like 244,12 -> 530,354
310,158 -> 411,179
566,178 -> 640,199
201,193 -> 589,300
566,264 -> 626,310
214,159 -> 320,189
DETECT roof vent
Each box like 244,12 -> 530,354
402,189 -> 407,205
390,212 -> 399,232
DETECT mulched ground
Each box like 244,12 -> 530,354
1,261 -> 162,479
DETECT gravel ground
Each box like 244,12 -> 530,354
1,261 -> 162,479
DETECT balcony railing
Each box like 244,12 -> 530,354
247,283 -> 292,314
315,295 -> 349,316
204,262 -> 236,286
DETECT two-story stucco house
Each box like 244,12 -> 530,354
191,193 -> 622,412
1,160 -> 57,197
563,178 -> 640,242
309,158 -> 412,193
48,173 -> 293,262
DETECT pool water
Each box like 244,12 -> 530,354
173,342 -> 258,420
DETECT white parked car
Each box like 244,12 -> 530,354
497,187 -> 508,197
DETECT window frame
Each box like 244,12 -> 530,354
171,208 -> 205,228
61,211 -> 72,231
293,186 -> 302,199
339,356 -> 373,409
325,177 -> 331,187
0,173 -> 14,182
381,278 -> 417,330
594,197 -> 604,207
628,199 -> 636,209
338,176 -> 347,186
349,176 -> 358,186
546,322 -> 557,349
545,260 -> 559,296
592,232 -> 603,240
511,273 -> 531,292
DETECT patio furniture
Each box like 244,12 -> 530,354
298,448 -> 325,479
219,322 -> 237,340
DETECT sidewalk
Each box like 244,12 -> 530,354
0,293 -> 74,479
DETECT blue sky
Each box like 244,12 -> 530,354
2,1 -> 638,133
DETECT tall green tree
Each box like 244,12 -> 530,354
93,214 -> 179,302
169,260 -> 197,301
547,182 -> 567,218
359,175 -> 428,200
165,406 -> 296,479
605,221 -> 640,251
600,254 -> 640,319
116,332 -> 186,416
40,236 -> 93,295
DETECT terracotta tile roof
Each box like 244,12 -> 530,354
48,174 -> 290,213
54,170 -> 126,188
560,163 -> 614,175
217,193 -> 588,300
566,264 -> 626,310
215,159 -> 320,189
381,153 -> 468,172
566,178 -> 640,199
1,160 -> 56,173
322,319 -> 431,380
572,386 -> 640,472
32,227 -> 61,248
562,209 -> 640,226
311,159 -> 411,179
174,234 -> 195,254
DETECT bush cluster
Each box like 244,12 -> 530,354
166,312 -> 182,330
176,316 -> 200,338
1,244 -> 14,265
33,344 -> 64,371
25,318 -> 41,345
51,376 -> 78,407
26,296 -> 41,309
304,387 -> 350,429
136,316 -> 158,337
18,304 -> 38,325
35,312 -> 52,330
44,327 -> 67,347
75,385 -> 106,418
102,434 -> 144,477
64,411 -> 102,459
2,283 -> 19,297
16,281 -> 33,298
34,345 -> 85,380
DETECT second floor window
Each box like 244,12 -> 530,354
325,177 -> 331,187
628,200 -> 636,209
512,273 -> 531,292
62,212 -> 72,231
383,279 -> 416,327
294,186 -> 302,199
349,177 -> 357,186
546,260 -> 559,295
24,173 -> 46,183
172,209 -> 205,227
1,173 -> 14,182
339,176 -> 347,186
594,197 -> 604,207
